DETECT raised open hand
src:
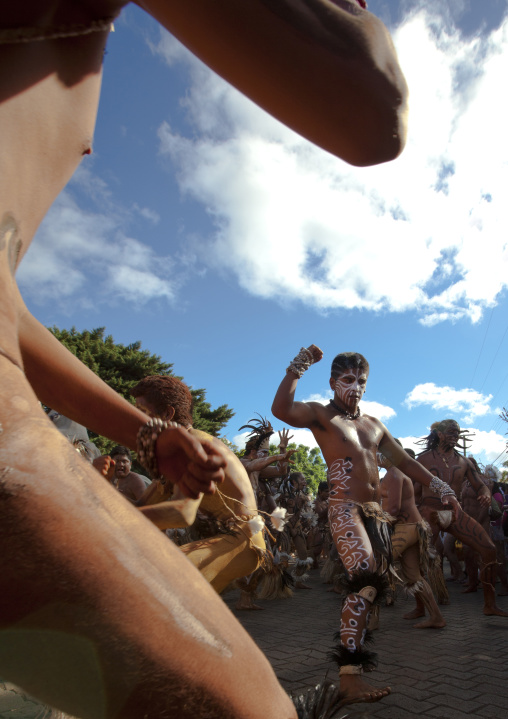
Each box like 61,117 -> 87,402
278,428 -> 294,449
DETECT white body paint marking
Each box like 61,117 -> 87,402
341,594 -> 369,650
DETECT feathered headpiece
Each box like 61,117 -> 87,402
239,413 -> 274,453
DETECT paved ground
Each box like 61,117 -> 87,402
2,569 -> 508,718
223,569 -> 508,719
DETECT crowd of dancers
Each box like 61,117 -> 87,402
2,1 -> 503,718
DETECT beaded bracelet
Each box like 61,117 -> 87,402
287,347 -> 314,378
0,17 -> 115,45
429,476 -> 456,500
136,418 -> 179,480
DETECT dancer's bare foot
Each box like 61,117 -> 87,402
295,581 -> 312,590
462,585 -> 478,593
403,608 -> 425,620
339,676 -> 390,707
414,618 -> 446,629
235,600 -> 265,610
483,606 -> 508,617
327,585 -> 342,594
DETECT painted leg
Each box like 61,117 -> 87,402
328,503 -> 390,706
335,585 -> 390,706
462,546 -> 479,593
413,581 -> 446,628
450,511 -> 508,617
480,562 -> 508,617
404,594 -> 425,620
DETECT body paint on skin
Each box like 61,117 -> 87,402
328,457 -> 353,495
341,594 -> 370,650
329,501 -> 372,574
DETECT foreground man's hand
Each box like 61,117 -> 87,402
156,428 -> 227,498
442,494 -> 461,522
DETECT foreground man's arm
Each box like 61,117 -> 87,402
18,304 -> 226,498
137,0 -> 408,166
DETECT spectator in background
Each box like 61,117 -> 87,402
490,479 -> 508,596
110,445 -> 149,503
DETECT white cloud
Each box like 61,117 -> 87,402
396,435 -> 422,457
361,401 -> 397,423
133,204 -> 161,224
467,429 -> 508,464
404,382 -> 493,424
18,190 -> 176,310
154,10 -> 508,324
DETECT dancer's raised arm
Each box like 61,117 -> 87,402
138,0 -> 408,165
272,344 -> 323,426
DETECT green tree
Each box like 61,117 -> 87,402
48,327 -> 234,454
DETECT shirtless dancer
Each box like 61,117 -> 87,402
237,418 -> 293,607
239,417 -> 294,509
272,347 -> 459,708
0,1 -> 407,716
379,448 -> 446,629
460,457 -> 492,593
417,420 -> 508,617
130,376 -> 271,594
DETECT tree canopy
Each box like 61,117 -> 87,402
49,327 -> 234,453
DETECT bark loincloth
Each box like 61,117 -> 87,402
391,520 -> 437,590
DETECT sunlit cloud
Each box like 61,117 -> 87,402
155,9 -> 508,324
18,190 -> 176,310
404,382 -> 493,424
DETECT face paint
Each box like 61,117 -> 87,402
333,368 -> 367,413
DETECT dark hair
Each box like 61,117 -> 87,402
404,448 -> 416,459
131,375 -> 193,427
110,445 -> 131,460
330,352 -> 369,380
424,419 -> 460,452
289,472 -> 305,483
318,481 -> 329,494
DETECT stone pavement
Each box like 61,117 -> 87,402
222,569 -> 508,719
2,569 -> 508,718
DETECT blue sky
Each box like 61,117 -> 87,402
18,0 -> 508,471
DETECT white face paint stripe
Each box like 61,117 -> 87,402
333,368 -> 367,411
